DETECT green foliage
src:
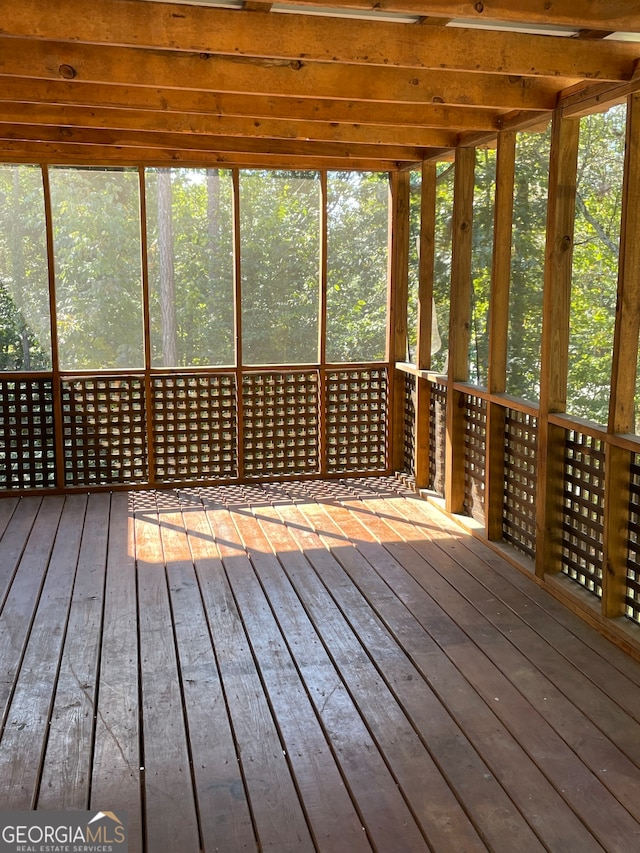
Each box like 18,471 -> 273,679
241,170 -> 320,365
430,162 -> 454,373
0,165 -> 51,370
469,148 -> 496,387
146,168 -> 235,367
568,105 -> 625,424
326,171 -> 389,363
49,167 -> 144,370
506,127 -> 551,400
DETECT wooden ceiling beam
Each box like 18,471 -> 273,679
0,102 -> 460,147
0,37 -> 566,110
0,139 -> 405,171
1,0 -> 637,82
211,0 -> 640,32
0,123 -> 429,162
0,78 -> 504,131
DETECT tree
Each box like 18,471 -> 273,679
0,164 -> 51,370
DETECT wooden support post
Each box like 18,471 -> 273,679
535,109 -> 580,579
388,171 -> 410,474
139,166 -> 156,486
41,164 -> 66,490
445,146 -> 475,514
319,171 -> 329,477
232,169 -> 244,482
486,131 -> 516,539
415,160 -> 436,489
603,93 -> 640,617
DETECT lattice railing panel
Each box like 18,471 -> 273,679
463,393 -> 487,523
562,430 -> 605,598
0,377 -> 56,489
242,371 -> 320,478
152,373 -> 237,482
403,373 -> 416,482
326,367 -> 388,473
626,454 -> 640,624
503,409 -> 538,560
429,382 -> 447,496
61,376 -> 147,486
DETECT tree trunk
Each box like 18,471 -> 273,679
12,168 -> 30,369
206,168 -> 220,280
157,168 -> 177,366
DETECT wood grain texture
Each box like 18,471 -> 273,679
1,482 -> 640,851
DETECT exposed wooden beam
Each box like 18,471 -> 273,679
0,123 -> 426,162
2,0 -> 637,82
0,102 -> 460,148
0,139 -> 401,171
0,38 -> 569,111
0,78 -> 504,132
215,0 -> 640,32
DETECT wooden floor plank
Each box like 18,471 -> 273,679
393,488 -> 640,719
274,493 -> 588,853
163,492 -> 258,853
233,497 -> 491,853
38,492 -> 111,809
0,495 -> 19,538
211,500 -> 374,853
90,492 -> 143,853
134,493 -> 201,853
228,504 -> 432,853
195,496 -> 317,853
403,485 -> 640,688
2,480 -> 640,853
461,529 -> 640,687
0,494 -> 86,808
288,487 -> 607,852
380,492 -> 640,811
334,489 -> 640,851
0,496 -> 42,610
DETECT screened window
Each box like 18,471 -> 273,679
326,171 -> 389,363
407,170 -> 421,364
0,164 -> 51,370
430,162 -> 454,374
50,167 -> 144,370
146,168 -> 235,368
469,147 -> 496,387
567,104 -> 625,424
506,126 -> 551,401
240,170 -> 320,366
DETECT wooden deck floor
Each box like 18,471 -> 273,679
1,478 -> 640,852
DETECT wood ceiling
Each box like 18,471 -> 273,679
1,0 -> 640,170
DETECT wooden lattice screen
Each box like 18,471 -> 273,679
429,382 -> 447,496
562,430 -> 605,598
463,393 -> 487,523
627,454 -> 640,624
503,408 -> 538,561
0,377 -> 56,489
242,370 -> 320,478
403,373 -> 416,482
325,367 -> 388,473
152,373 -> 237,482
61,376 -> 147,486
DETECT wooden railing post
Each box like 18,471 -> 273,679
486,131 -> 516,539
603,93 -> 640,617
414,160 -> 436,489
388,171 -> 410,474
445,147 -> 475,514
536,109 -> 580,579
